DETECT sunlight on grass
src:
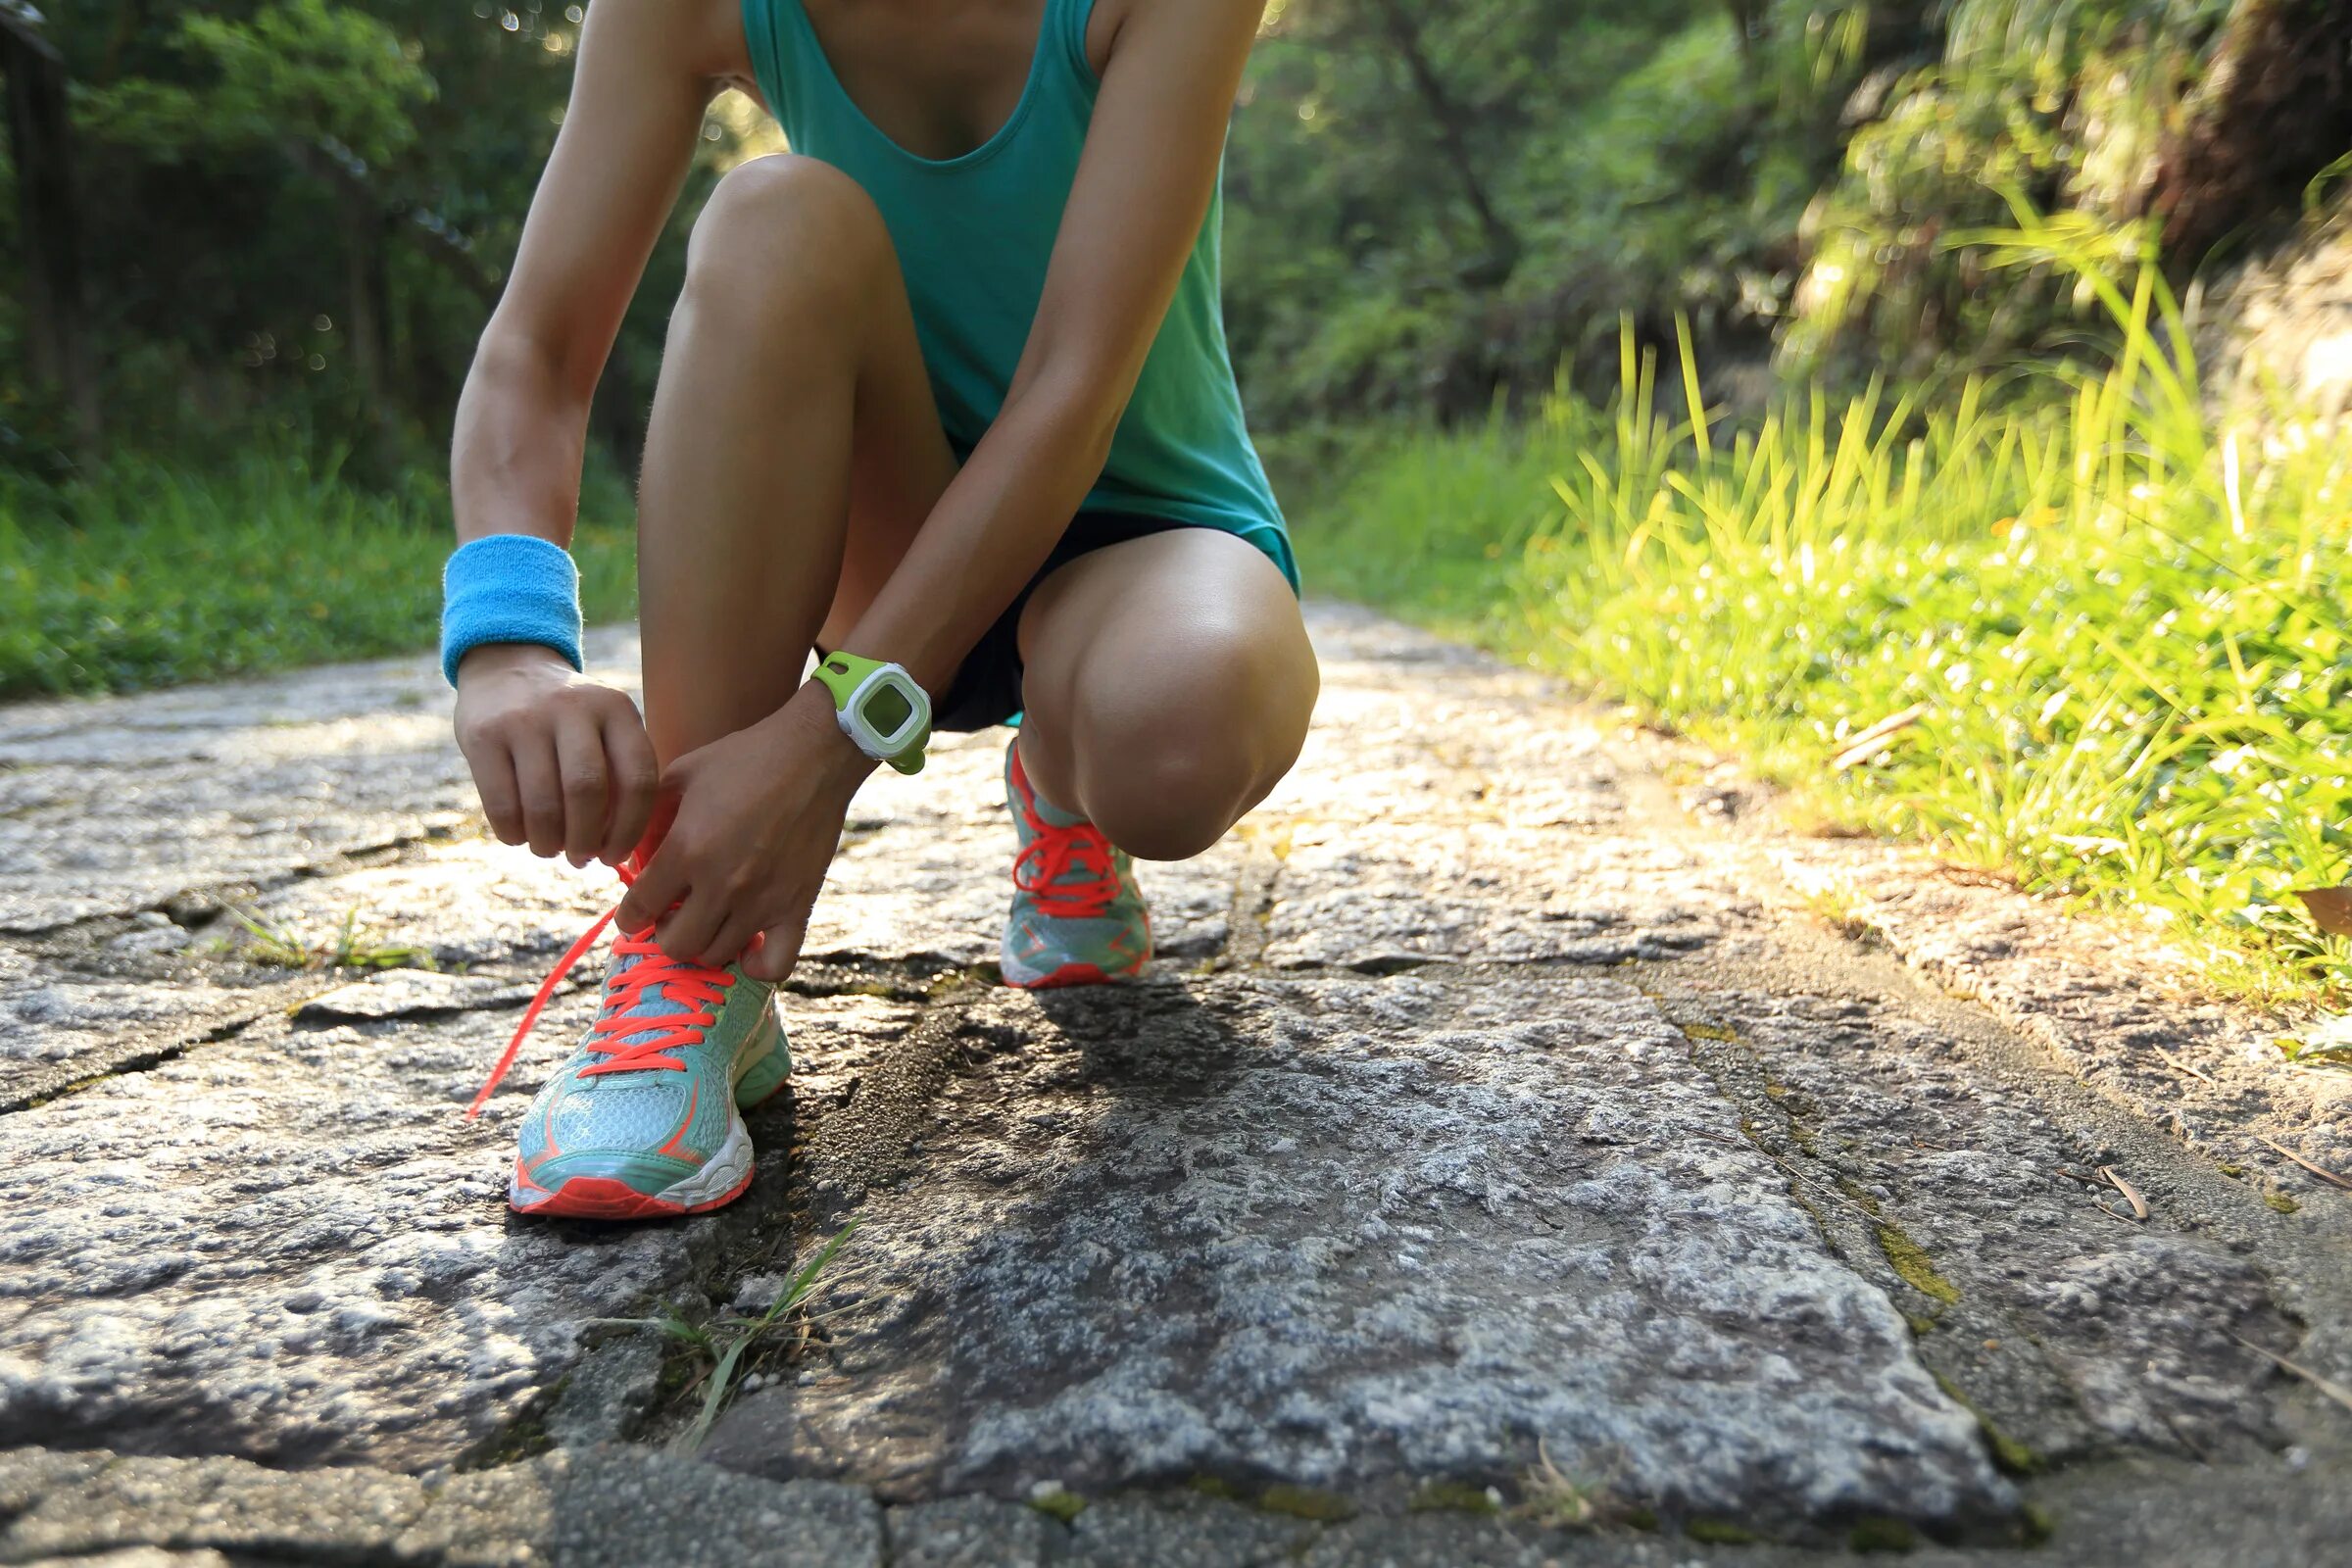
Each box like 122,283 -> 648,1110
0,451 -> 637,699
223,905 -> 431,972
1296,216 -> 2352,1005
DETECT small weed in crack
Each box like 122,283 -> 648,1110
594,1224 -> 858,1455
1514,1440 -> 1619,1530
223,904 -> 430,972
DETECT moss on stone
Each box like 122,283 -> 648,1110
1188,1474 -> 1243,1501
1685,1517 -> 1762,1544
1847,1515 -> 1917,1552
1985,1426 -> 2040,1476
2266,1191 -> 2301,1213
1875,1224 -> 1960,1305
462,1401 -> 555,1470
1932,1373 -> 2041,1475
2021,1501 -> 2056,1544
1684,1023 -> 1741,1042
1838,1177 -> 1885,1217
1407,1479 -> 1499,1515
1028,1489 -> 1087,1525
1259,1484 -> 1358,1522
1904,1312 -> 1939,1337
1623,1505 -> 1660,1533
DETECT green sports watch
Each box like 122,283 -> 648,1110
811,651 -> 931,776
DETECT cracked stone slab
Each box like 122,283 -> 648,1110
232,840 -> 624,972
1066,1493 -> 1321,1567
0,1446 -> 881,1567
0,1452 -> 427,1563
297,967 -> 539,1021
1669,987 -> 2294,1467
0,986 -> 906,1468
1770,841 -> 2352,1200
703,974 -> 2015,1539
1263,683 -> 1637,835
0,628 -> 633,936
0,958 -> 290,1087
11,599 -> 2346,1563
1263,822 -> 1760,969
884,1495 -> 1054,1567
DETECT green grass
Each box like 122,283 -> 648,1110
593,1224 -> 858,1456
0,451 -> 637,699
221,904 -> 432,972
1293,219 -> 2352,1006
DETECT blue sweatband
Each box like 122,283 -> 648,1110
440,534 -> 586,686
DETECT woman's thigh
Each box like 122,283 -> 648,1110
1013,528 -> 1318,855
636,155 -> 956,751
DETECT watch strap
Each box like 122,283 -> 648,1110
812,651 -> 931,775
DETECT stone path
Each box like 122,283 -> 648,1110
3,605 -> 2349,1566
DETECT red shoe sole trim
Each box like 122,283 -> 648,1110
510,1162 -> 756,1221
1005,960 -> 1132,991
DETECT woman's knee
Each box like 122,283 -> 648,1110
1073,624 -> 1316,860
679,155 -> 890,323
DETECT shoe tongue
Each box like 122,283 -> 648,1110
599,949 -> 710,1050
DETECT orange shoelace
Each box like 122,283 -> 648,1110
1012,823 -> 1124,920
464,868 -> 734,1119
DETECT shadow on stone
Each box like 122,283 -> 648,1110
701,973 -> 2023,1545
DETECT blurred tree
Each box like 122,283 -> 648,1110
3,0 -> 2342,476
0,1 -> 96,450
81,0 -> 435,416
1230,0 -> 1865,419
3,0 -> 743,479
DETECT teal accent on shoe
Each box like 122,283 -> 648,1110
733,1013 -> 791,1108
1001,736 -> 1152,989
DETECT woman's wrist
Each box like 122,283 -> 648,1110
772,677 -> 879,791
454,641 -> 574,687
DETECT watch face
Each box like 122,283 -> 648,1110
863,682 -> 915,739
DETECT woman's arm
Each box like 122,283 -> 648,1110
831,0 -> 1271,693
448,0 -> 744,868
452,0 -> 739,550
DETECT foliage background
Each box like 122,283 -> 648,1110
11,1 -> 2349,482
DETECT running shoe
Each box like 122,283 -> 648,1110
468,893 -> 789,1220
1001,736 -> 1151,988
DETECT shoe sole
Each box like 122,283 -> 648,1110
1003,958 -> 1130,990
508,1008 -> 785,1220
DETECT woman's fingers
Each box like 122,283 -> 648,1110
701,910 -> 765,970
511,736 -> 567,858
653,877 -> 729,963
599,710 -> 662,867
466,739 -> 526,846
553,710 -> 611,867
742,912 -> 808,983
614,844 -> 690,936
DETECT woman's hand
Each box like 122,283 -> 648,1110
613,681 -> 875,982
453,644 -> 661,867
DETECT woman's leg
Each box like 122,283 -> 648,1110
635,155 -> 956,764
1012,530 -> 1319,861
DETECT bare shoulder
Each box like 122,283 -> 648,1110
579,0 -> 752,85
1088,0 -> 1265,71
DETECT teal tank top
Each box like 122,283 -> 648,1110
739,0 -> 1298,591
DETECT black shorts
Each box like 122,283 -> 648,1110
929,510 -> 1194,732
